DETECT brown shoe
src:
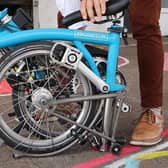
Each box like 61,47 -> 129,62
130,109 -> 164,146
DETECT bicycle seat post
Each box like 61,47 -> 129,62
100,98 -> 113,152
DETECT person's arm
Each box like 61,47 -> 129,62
80,0 -> 106,22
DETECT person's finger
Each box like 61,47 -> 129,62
100,0 -> 106,14
93,0 -> 102,18
86,0 -> 95,22
80,0 -> 87,20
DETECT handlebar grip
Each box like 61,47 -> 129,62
62,11 -> 83,28
62,0 -> 130,27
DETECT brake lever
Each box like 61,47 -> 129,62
94,14 -> 119,24
94,16 -> 114,25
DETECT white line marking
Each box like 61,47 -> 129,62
104,140 -> 168,168
0,93 -> 12,97
118,56 -> 130,68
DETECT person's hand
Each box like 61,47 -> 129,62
80,0 -> 106,22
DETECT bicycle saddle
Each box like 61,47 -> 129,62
62,0 -> 130,27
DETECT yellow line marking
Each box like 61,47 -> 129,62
137,150 -> 168,160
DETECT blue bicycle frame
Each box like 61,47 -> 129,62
0,8 -> 125,92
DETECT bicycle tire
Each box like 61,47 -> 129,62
0,41 -> 96,155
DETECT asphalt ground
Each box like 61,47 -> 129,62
0,37 -> 168,168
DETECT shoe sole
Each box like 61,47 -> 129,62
130,137 -> 162,146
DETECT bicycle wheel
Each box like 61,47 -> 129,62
0,41 -> 95,155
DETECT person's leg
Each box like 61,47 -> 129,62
128,0 -> 164,145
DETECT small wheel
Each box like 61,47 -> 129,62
121,103 -> 131,113
111,143 -> 121,155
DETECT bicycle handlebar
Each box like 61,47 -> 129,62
62,0 -> 130,27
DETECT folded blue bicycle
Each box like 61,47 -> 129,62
0,0 -> 131,157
